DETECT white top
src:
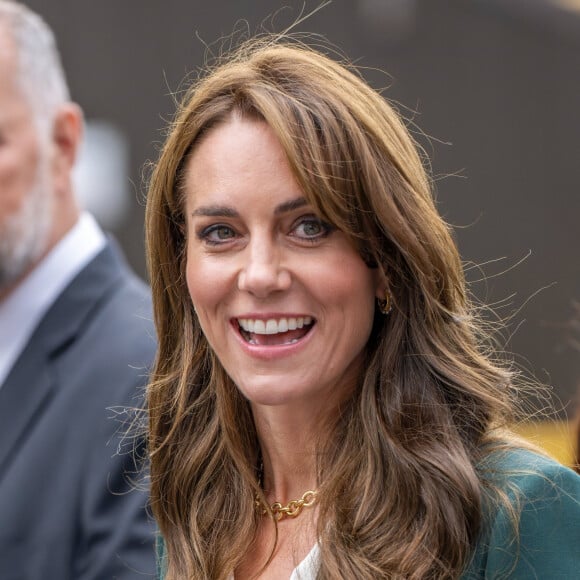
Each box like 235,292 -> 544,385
0,212 -> 106,388
290,544 -> 320,579
228,544 -> 320,580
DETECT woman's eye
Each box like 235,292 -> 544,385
292,217 -> 333,240
198,224 -> 237,244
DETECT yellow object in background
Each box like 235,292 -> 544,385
513,420 -> 577,467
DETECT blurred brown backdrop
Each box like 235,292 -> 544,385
21,0 -> 580,412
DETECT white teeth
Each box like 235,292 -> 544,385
237,317 -> 314,335
253,320 -> 266,334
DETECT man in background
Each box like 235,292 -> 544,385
0,2 -> 156,578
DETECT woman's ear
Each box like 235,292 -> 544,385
374,266 -> 389,301
374,267 -> 393,314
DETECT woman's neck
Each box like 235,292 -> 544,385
252,403 -> 329,502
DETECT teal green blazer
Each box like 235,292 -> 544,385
157,449 -> 580,578
461,449 -> 580,578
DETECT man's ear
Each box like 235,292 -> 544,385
50,103 -> 83,193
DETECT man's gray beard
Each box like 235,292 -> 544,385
0,152 -> 53,292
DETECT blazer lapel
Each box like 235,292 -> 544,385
0,341 -> 55,478
0,241 -> 123,477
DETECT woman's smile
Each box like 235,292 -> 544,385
236,315 -> 315,346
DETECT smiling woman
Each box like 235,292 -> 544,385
145,38 -> 580,580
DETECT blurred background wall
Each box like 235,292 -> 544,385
21,0 -> 580,415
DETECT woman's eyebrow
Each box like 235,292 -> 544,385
274,197 -> 308,215
191,197 -> 308,218
191,205 -> 239,218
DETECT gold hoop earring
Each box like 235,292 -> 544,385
378,290 -> 392,315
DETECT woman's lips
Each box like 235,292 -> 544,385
237,316 -> 315,346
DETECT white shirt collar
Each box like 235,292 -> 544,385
226,544 -> 320,580
0,212 -> 106,388
292,543 -> 320,579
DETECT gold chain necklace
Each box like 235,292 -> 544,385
255,455 -> 318,520
255,490 -> 318,521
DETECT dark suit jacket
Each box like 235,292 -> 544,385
0,241 -> 157,579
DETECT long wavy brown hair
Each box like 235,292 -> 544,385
145,39 -> 519,579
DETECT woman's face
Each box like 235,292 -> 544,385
184,117 -> 383,411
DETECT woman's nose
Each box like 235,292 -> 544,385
237,241 -> 291,298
